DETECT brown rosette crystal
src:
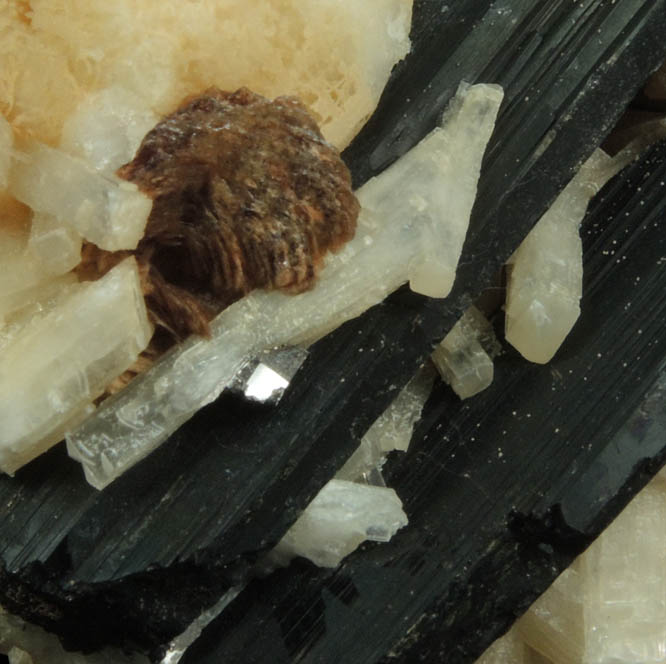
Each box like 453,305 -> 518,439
117,87 -> 359,342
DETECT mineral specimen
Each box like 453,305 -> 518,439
0,258 -> 152,474
504,150 -> 619,364
432,305 -> 500,399
66,81 -> 503,489
118,87 -> 360,342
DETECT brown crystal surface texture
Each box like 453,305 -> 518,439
118,87 -> 359,341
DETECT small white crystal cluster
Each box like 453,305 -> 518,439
0,606 -> 149,664
475,473 -> 666,664
0,91 -> 155,475
0,258 -> 152,474
9,140 -> 151,252
505,149 -> 627,364
66,81 -> 504,489
432,305 -> 500,399
269,366 -> 434,569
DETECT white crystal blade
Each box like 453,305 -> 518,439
0,273 -> 79,348
505,150 -> 617,364
358,82 -> 504,298
0,258 -> 152,474
8,141 -> 151,251
66,82 -> 503,489
0,218 -> 80,304
270,479 -> 408,568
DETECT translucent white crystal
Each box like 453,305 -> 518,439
0,228 -> 40,299
432,306 -> 500,399
337,365 -> 435,481
66,82 -> 503,489
27,212 -> 82,276
515,563 -> 584,664
0,258 -> 152,474
0,605 -> 148,664
0,114 -> 12,190
517,475 -> 666,664
358,82 -> 504,298
60,86 -> 159,175
505,150 -> 623,364
269,479 -> 408,568
0,274 -> 79,341
0,217 -> 80,321
8,141 -> 151,251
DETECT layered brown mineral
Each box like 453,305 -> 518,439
118,87 -> 359,342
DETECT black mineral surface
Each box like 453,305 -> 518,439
1,0 -> 666,662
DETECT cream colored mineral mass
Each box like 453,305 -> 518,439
0,0 -> 413,149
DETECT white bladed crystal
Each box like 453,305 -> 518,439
0,258 -> 152,474
0,274 -> 79,349
60,86 -> 159,176
66,81 -> 503,489
8,141 -> 151,251
0,218 -> 80,312
359,82 -> 504,298
0,114 -> 12,190
505,149 -> 624,364
432,305 -> 500,399
269,479 -> 408,568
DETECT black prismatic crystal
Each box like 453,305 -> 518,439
1,0 -> 666,661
